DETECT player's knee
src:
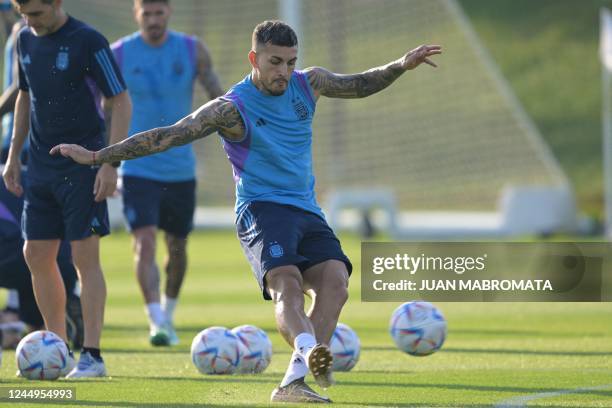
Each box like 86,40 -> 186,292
322,269 -> 349,306
266,267 -> 304,304
166,234 -> 187,256
23,242 -> 52,267
133,231 -> 156,259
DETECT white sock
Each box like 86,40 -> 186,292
280,351 -> 309,387
294,332 -> 317,360
161,295 -> 177,323
6,290 -> 19,309
145,302 -> 166,327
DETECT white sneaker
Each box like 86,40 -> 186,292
306,344 -> 335,389
65,351 -> 106,378
167,323 -> 179,346
271,377 -> 332,403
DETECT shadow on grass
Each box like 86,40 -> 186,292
361,345 -> 612,357
337,403 -> 594,408
335,381 -> 612,398
442,347 -> 612,357
104,325 -> 279,334
101,375 -> 612,399
0,400 -> 263,408
5,395 -> 605,408
104,348 -> 188,355
109,375 -> 277,384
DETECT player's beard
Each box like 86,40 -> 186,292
266,79 -> 288,96
146,25 -> 165,41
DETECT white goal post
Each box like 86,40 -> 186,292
601,8 -> 612,239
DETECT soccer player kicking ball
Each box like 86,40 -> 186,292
51,20 -> 441,402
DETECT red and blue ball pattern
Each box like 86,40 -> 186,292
16,330 -> 69,380
330,323 -> 361,371
389,301 -> 447,356
231,324 -> 272,374
191,326 -> 240,375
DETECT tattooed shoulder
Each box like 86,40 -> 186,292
193,98 -> 245,141
304,66 -> 331,97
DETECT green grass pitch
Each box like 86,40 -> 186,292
1,230 -> 611,407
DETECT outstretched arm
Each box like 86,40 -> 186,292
305,44 -> 442,99
50,98 -> 244,165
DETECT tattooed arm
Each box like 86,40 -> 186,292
305,44 -> 442,99
49,98 -> 244,165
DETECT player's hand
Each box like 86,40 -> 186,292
93,163 -> 117,202
49,144 -> 95,165
1,158 -> 23,197
401,45 -> 442,70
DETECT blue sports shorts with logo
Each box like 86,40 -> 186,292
22,167 -> 109,241
122,175 -> 196,238
236,201 -> 352,300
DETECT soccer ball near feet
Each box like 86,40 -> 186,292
231,324 -> 272,374
191,326 -> 240,374
330,322 -> 360,371
389,301 -> 447,356
16,330 -> 70,380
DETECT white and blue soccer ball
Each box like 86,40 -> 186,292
231,324 -> 272,374
389,301 -> 447,356
330,323 -> 360,371
191,326 -> 240,375
15,330 -> 70,380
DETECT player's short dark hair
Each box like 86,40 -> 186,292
134,0 -> 169,6
12,0 -> 54,5
252,20 -> 298,49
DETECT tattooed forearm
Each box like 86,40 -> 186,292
96,98 -> 244,163
305,61 -> 405,99
96,124 -> 211,163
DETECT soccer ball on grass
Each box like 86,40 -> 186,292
389,301 -> 447,356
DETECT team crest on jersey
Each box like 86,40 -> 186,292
292,98 -> 309,120
56,47 -> 69,71
269,242 -> 284,258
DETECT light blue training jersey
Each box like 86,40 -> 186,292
222,71 -> 323,218
111,31 -> 198,182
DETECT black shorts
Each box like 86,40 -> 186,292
236,201 -> 352,300
122,176 -> 196,238
22,168 -> 109,241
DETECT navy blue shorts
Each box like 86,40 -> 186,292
122,175 -> 196,238
22,168 -> 109,241
236,201 -> 352,300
